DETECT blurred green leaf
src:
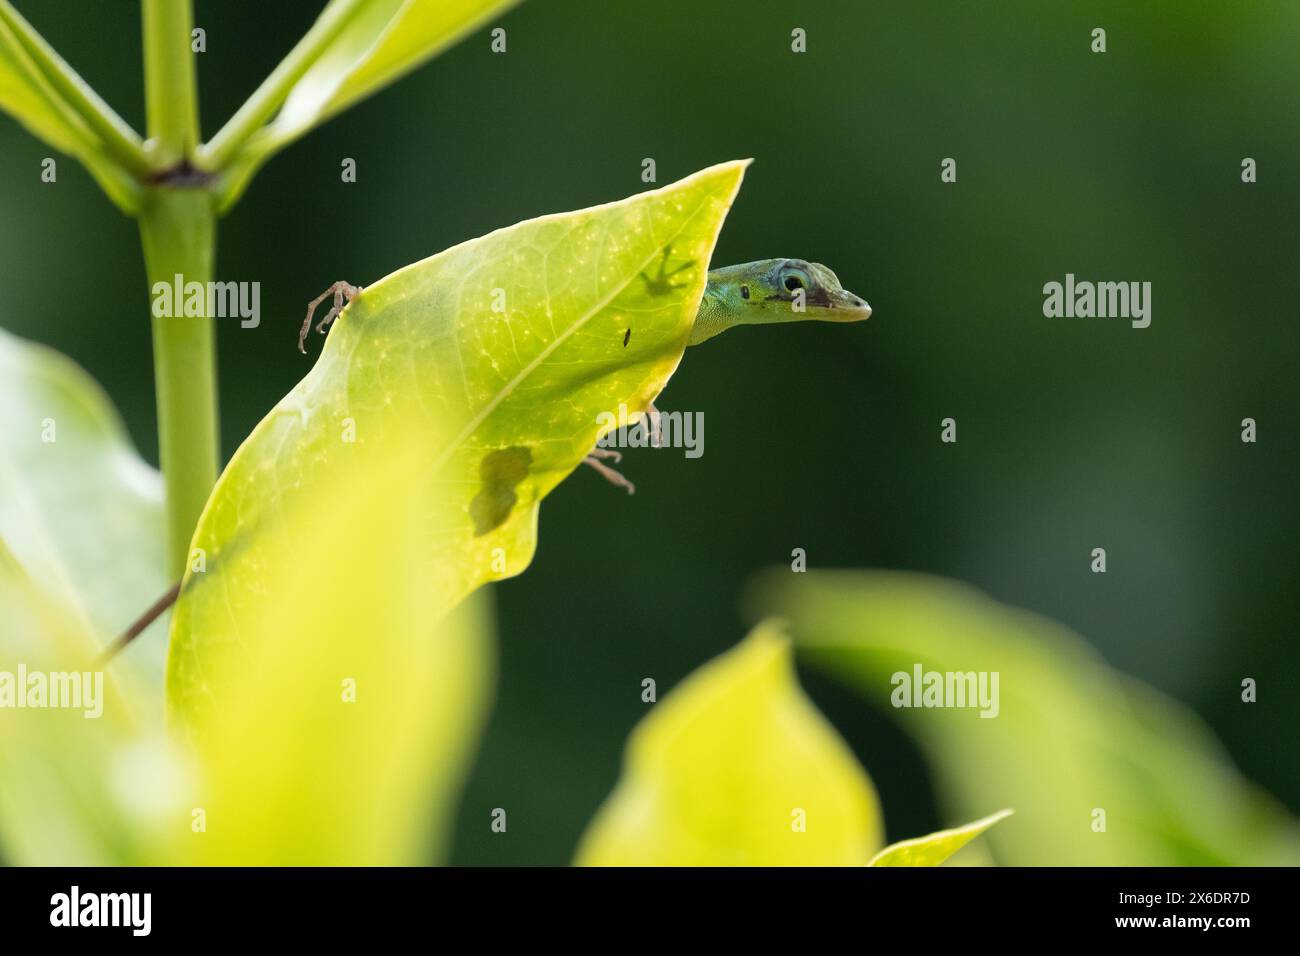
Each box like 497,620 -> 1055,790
754,570 -> 1300,866
168,160 -> 747,720
868,809 -> 1012,867
0,327 -> 167,708
163,440 -> 494,865
575,621 -> 883,865
0,330 -> 181,864
209,0 -> 521,210
0,1 -> 143,211
0,332 -> 495,866
0,544 -> 178,865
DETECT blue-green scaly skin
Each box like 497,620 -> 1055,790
690,258 -> 871,345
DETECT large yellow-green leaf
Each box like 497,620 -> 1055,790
868,810 -> 1012,867
0,327 -> 167,707
167,160 -> 747,722
574,622 -> 883,866
163,440 -> 494,865
754,570 -> 1300,866
210,0 -> 521,210
0,1 -> 141,211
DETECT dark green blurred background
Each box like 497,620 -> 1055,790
1,1 -> 1296,864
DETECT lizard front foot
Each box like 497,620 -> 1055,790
300,280 -> 362,354
639,243 -> 694,296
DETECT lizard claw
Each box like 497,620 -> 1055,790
300,281 -> 362,354
582,454 -> 635,494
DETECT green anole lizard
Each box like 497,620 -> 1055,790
302,258 -> 871,493
298,257 -> 870,353
583,256 -> 872,492
105,258 -> 868,660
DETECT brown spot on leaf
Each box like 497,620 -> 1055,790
469,446 -> 532,536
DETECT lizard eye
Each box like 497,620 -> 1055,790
783,273 -> 805,292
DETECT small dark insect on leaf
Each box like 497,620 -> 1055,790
623,328 -> 631,347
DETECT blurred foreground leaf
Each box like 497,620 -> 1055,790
575,622 -> 883,865
168,161 -> 747,721
165,441 -> 494,865
868,809 -> 1012,867
754,571 -> 1300,866
0,327 -> 167,706
0,329 -> 177,863
0,328 -> 495,865
0,545 -> 183,865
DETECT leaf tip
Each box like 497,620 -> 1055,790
866,808 -> 1014,867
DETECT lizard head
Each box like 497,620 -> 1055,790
709,258 -> 871,325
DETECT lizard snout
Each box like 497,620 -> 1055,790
830,290 -> 872,321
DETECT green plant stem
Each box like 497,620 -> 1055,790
141,0 -> 200,168
140,0 -> 215,575
198,0 -> 368,170
139,188 -> 219,576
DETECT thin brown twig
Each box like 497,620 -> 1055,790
97,581 -> 181,665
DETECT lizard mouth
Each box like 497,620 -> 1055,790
830,294 -> 872,321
